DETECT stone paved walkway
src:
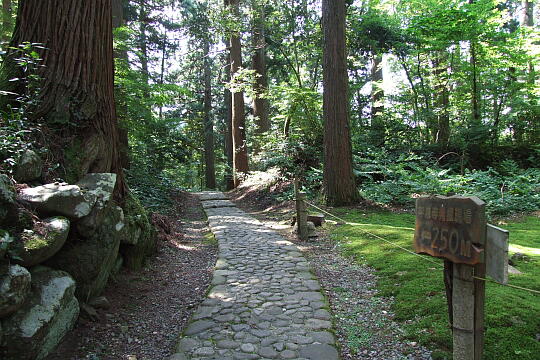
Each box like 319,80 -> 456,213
169,192 -> 339,360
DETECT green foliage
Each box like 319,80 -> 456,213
0,43 -> 44,174
330,210 -> 540,359
355,149 -> 540,217
270,84 -> 322,140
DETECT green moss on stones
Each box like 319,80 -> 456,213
62,140 -> 83,184
120,191 -> 156,270
22,232 -> 48,250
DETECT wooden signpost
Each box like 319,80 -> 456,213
413,195 -> 509,360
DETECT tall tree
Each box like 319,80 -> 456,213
370,53 -> 385,145
2,0 -> 126,196
322,0 -> 358,206
138,0 -> 150,93
1,0 -> 12,43
228,0 -> 249,187
432,53 -> 450,146
223,50 -> 235,190
251,1 -> 269,136
203,35 -> 216,189
521,0 -> 535,84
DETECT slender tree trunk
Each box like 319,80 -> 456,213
470,41 -> 481,125
158,33 -> 166,120
522,0 -> 535,84
138,0 -> 150,92
433,53 -> 450,147
468,0 -> 481,126
203,39 -> 216,189
228,0 -> 248,187
1,0 -> 11,43
252,2 -> 269,137
322,0 -> 358,206
112,0 -> 123,28
370,53 -> 384,146
224,50 -> 235,190
2,0 -> 126,197
112,0 -> 130,170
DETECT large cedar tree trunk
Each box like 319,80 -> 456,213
228,0 -> 249,187
252,3 -> 269,137
3,0 -> 126,197
322,0 -> 358,206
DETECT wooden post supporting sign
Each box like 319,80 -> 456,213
413,195 -> 488,360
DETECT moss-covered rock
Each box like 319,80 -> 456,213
120,192 -> 156,270
75,173 -> 117,237
0,266 -> 79,360
0,264 -> 31,318
45,204 -> 123,301
10,217 -> 70,267
14,150 -> 42,183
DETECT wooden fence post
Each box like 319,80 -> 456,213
294,178 -> 308,240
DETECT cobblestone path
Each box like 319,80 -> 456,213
169,192 -> 339,360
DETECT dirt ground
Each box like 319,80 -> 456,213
46,191 -> 217,360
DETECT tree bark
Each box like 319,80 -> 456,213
138,0 -> 150,93
370,53 -> 384,146
224,50 -> 235,190
1,0 -> 11,43
203,38 -> 216,189
470,41 -> 481,125
3,0 -> 126,198
251,2 -> 269,137
522,0 -> 535,84
322,0 -> 358,206
468,0 -> 481,126
433,53 -> 450,147
228,0 -> 248,187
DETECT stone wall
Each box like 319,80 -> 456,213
0,151 -> 156,359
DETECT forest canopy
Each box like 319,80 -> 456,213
0,0 -> 538,215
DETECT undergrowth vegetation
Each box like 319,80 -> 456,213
256,143 -> 540,218
328,210 -> 540,360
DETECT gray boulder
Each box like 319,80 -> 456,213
18,183 -> 96,219
75,173 -> 117,237
46,205 -> 123,300
0,175 -> 18,229
0,266 -> 79,360
10,217 -> 70,267
14,150 -> 42,183
0,264 -> 31,318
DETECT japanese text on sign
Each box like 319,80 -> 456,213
414,196 -> 486,265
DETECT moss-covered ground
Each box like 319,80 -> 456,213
328,209 -> 539,360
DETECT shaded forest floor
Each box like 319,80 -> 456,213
47,192 -> 217,360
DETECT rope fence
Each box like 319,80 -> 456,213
302,200 -> 540,296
